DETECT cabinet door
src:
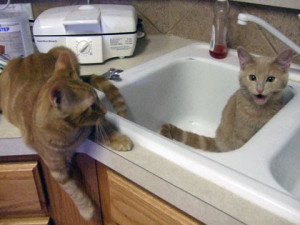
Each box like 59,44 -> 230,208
97,163 -> 204,225
0,217 -> 50,225
0,161 -> 47,218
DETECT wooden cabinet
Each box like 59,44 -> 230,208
0,154 -> 102,225
97,163 -> 204,225
0,161 -> 49,224
0,217 -> 50,225
0,154 -> 204,225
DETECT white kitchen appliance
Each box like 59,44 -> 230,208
33,4 -> 137,64
0,11 -> 33,58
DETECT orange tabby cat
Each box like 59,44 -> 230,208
161,47 -> 293,152
0,46 -> 133,220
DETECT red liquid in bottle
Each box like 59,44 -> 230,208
209,44 -> 228,59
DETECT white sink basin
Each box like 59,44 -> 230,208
271,130 -> 300,199
120,57 -> 239,137
102,43 -> 300,223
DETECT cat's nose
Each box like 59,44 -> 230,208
257,88 -> 263,94
256,85 -> 264,94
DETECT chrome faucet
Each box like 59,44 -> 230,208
102,68 -> 123,81
237,13 -> 300,56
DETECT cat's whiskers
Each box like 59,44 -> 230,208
94,124 -> 101,143
95,124 -> 110,145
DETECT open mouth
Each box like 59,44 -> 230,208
254,94 -> 267,104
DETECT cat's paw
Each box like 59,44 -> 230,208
160,124 -> 173,139
79,200 -> 96,221
110,134 -> 133,151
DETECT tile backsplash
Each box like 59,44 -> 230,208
19,0 -> 300,63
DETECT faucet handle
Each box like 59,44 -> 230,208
102,68 -> 123,81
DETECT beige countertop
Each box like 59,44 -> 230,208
0,35 -> 292,225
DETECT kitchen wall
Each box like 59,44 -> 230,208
16,0 -> 300,63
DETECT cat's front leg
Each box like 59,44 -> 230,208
108,131 -> 133,151
42,155 -> 96,221
97,119 -> 133,151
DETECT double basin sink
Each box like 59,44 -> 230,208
99,43 -> 300,223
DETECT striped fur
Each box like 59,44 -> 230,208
161,47 -> 292,152
0,46 -> 133,220
81,75 -> 127,117
161,124 -> 216,151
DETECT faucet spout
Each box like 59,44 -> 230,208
237,13 -> 300,56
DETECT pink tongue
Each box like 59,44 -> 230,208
255,95 -> 266,102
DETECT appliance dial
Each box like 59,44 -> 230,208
77,40 -> 91,54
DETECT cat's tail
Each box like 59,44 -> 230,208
160,123 -> 218,152
81,75 -> 127,117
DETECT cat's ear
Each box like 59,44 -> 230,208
55,53 -> 73,72
273,49 -> 293,72
237,47 -> 254,70
49,81 -> 69,109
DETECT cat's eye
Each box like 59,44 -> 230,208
90,103 -> 97,111
266,76 -> 275,82
249,74 -> 256,81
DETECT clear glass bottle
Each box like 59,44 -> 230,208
209,0 -> 230,59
